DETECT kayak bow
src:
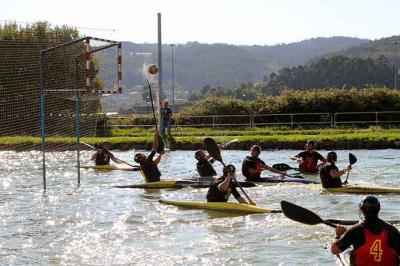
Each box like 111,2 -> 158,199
80,164 -> 138,171
159,199 -> 282,214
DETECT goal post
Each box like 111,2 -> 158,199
40,36 -> 122,189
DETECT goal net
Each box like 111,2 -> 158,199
40,36 -> 122,188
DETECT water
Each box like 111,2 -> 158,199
1,149 -> 399,265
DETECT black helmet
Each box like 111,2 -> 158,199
305,140 -> 316,149
307,140 -> 315,146
223,164 -> 236,175
134,153 -> 145,163
359,196 -> 380,217
194,150 -> 203,160
326,151 -> 337,162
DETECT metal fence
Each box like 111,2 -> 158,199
106,111 -> 400,130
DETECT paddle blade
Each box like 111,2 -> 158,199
280,200 -> 324,225
156,134 -> 165,154
225,138 -> 238,147
349,153 -> 357,165
203,137 -> 223,162
272,163 -> 292,171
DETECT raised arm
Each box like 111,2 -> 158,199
153,153 -> 162,165
152,130 -> 159,151
90,151 -> 98,161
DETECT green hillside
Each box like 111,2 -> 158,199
122,37 -> 368,91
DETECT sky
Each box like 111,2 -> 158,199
1,0 -> 399,45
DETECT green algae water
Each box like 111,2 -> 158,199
0,149 -> 399,265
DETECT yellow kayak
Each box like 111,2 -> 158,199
325,185 -> 400,194
110,180 -> 256,189
159,199 -> 282,214
80,164 -> 138,171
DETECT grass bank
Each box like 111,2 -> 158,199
1,127 -> 399,150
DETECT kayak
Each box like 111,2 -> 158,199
109,180 -> 256,189
325,185 -> 400,194
159,199 -> 282,214
80,164 -> 138,171
254,175 -> 320,184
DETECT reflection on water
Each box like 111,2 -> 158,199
0,149 -> 399,265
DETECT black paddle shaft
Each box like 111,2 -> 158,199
280,200 -> 337,228
146,77 -> 158,131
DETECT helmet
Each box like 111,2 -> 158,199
326,151 -> 337,162
194,150 -> 203,160
223,164 -> 236,175
359,196 -> 380,217
134,153 -> 145,163
307,140 -> 315,146
250,145 -> 261,153
101,141 -> 111,149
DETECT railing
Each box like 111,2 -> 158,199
106,111 -> 400,129
334,111 -> 400,125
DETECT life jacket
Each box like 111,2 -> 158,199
353,228 -> 398,266
206,177 -> 233,202
95,151 -> 110,165
197,159 -> 217,177
140,160 -> 161,182
299,152 -> 318,171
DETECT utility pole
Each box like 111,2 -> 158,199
394,41 -> 399,89
157,13 -> 163,100
171,44 -> 175,111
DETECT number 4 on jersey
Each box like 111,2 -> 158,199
369,239 -> 383,262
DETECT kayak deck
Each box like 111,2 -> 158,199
257,175 -> 320,184
109,180 -> 256,189
325,185 -> 400,194
159,199 -> 282,214
80,164 -> 137,171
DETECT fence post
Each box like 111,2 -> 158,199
212,116 -> 215,128
250,114 -> 253,129
375,112 -> 378,125
331,113 -> 334,127
333,113 -> 337,126
290,114 -> 293,129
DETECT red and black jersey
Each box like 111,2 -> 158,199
353,228 -> 398,265
296,151 -> 325,172
335,218 -> 400,266
241,156 -> 266,181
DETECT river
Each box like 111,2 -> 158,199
1,149 -> 399,265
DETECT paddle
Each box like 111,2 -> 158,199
81,141 -> 140,170
203,137 -> 256,205
280,200 -> 337,228
257,162 -> 304,179
146,66 -> 165,154
281,200 -> 349,264
272,163 -> 300,172
220,138 -> 239,149
344,153 -> 357,183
